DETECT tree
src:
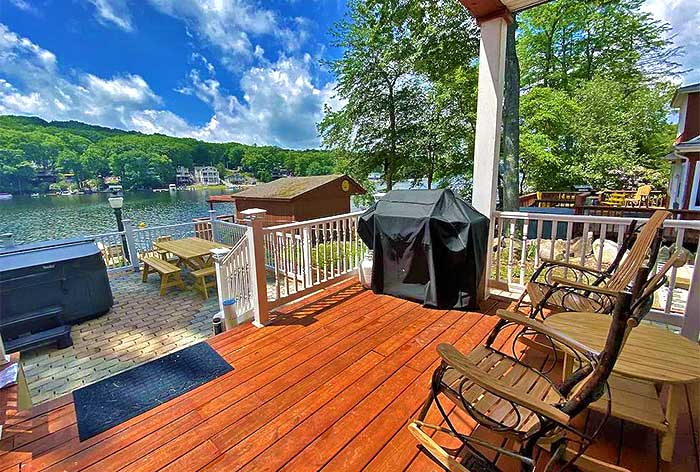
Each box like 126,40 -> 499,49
319,0 -> 422,190
501,15 -> 521,211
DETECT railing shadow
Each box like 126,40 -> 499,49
268,283 -> 366,327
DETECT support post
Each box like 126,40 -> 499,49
241,209 -> 269,327
302,226 -> 313,288
471,16 -> 508,299
122,219 -> 140,271
209,209 -> 218,242
681,247 -> 700,340
211,248 -> 231,318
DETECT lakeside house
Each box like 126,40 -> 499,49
667,82 -> 700,212
193,166 -> 221,186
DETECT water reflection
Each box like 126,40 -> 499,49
0,190 -> 236,243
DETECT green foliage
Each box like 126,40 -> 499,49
319,0 -> 480,191
0,116 -> 336,193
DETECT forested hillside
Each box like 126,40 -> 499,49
0,115 -> 336,193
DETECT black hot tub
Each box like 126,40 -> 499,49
0,237 -> 114,353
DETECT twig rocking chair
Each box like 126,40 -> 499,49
518,209 -> 670,319
409,259 -> 675,472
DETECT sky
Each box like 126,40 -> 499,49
0,0 -> 698,150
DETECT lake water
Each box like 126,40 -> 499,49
0,190 -> 236,244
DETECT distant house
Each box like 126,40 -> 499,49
667,83 -> 700,211
176,166 -> 194,186
207,174 -> 366,226
193,166 -> 220,186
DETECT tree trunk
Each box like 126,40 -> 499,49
502,16 -> 520,212
386,83 -> 397,192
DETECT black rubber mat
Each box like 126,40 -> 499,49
73,342 -> 233,441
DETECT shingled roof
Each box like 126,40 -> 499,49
232,174 -> 365,201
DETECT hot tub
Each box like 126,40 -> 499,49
0,237 -> 114,353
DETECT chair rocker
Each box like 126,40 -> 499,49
409,264 -> 667,472
518,209 -> 670,319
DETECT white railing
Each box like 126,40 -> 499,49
490,210 -> 700,339
132,221 -> 198,258
262,211 -> 368,310
214,232 -> 256,323
90,230 -> 131,271
211,219 -> 247,247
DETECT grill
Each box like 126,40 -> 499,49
0,237 -> 114,353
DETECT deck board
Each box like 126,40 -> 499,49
1,282 -> 698,471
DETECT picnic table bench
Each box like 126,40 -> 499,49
191,266 -> 217,299
141,257 -> 186,296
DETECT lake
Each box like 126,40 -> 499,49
0,189 -> 236,244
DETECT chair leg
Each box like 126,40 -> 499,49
408,422 -> 471,472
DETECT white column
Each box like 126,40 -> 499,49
681,248 -> 700,340
241,209 -> 270,327
472,16 -> 508,299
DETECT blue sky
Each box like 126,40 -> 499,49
0,0 -> 698,149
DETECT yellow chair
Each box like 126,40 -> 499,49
626,185 -> 652,207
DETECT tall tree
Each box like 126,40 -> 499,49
501,15 -> 521,211
319,0 -> 423,190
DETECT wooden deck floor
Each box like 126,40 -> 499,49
1,280 -> 698,472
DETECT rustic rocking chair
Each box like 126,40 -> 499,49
518,209 -> 670,318
409,260 -> 676,472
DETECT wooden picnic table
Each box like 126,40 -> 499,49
154,237 -> 229,270
545,311 -> 700,462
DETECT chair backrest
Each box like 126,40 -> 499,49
605,210 -> 670,291
638,185 -> 652,198
607,192 -> 626,205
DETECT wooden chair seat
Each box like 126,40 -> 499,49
141,257 -> 185,296
526,281 -> 606,314
192,266 -> 217,299
439,345 -> 565,436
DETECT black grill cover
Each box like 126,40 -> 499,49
358,189 -> 489,309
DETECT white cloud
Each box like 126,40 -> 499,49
87,0 -> 133,32
0,24 -> 159,127
7,0 -> 38,14
643,0 -> 700,84
0,24 -> 334,149
83,0 -> 312,65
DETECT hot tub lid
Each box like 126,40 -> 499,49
0,237 -> 101,272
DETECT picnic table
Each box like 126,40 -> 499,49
154,237 -> 229,270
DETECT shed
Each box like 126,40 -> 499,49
208,175 -> 365,226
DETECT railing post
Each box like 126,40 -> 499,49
122,219 -> 140,271
681,247 -> 700,340
241,208 -> 269,327
302,225 -> 313,288
209,209 -> 218,242
211,247 -> 231,320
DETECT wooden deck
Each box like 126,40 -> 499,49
1,279 -> 698,472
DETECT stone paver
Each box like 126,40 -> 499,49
21,271 -> 219,405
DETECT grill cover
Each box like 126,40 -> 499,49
358,189 -> 489,309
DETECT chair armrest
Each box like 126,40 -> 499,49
495,310 -> 600,359
437,343 -> 570,427
550,277 -> 619,296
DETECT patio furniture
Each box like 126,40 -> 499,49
600,191 -> 626,206
625,185 -> 652,207
409,288 -> 642,472
520,209 -> 670,318
545,310 -> 700,462
154,235 -> 175,261
192,266 -> 217,299
154,237 -> 228,271
141,257 -> 186,296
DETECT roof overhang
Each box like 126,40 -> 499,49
458,0 -> 550,23
671,82 -> 700,108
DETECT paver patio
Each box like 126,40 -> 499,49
20,271 -> 219,405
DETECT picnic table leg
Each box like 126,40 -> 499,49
142,265 -> 150,283
660,383 -> 683,462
